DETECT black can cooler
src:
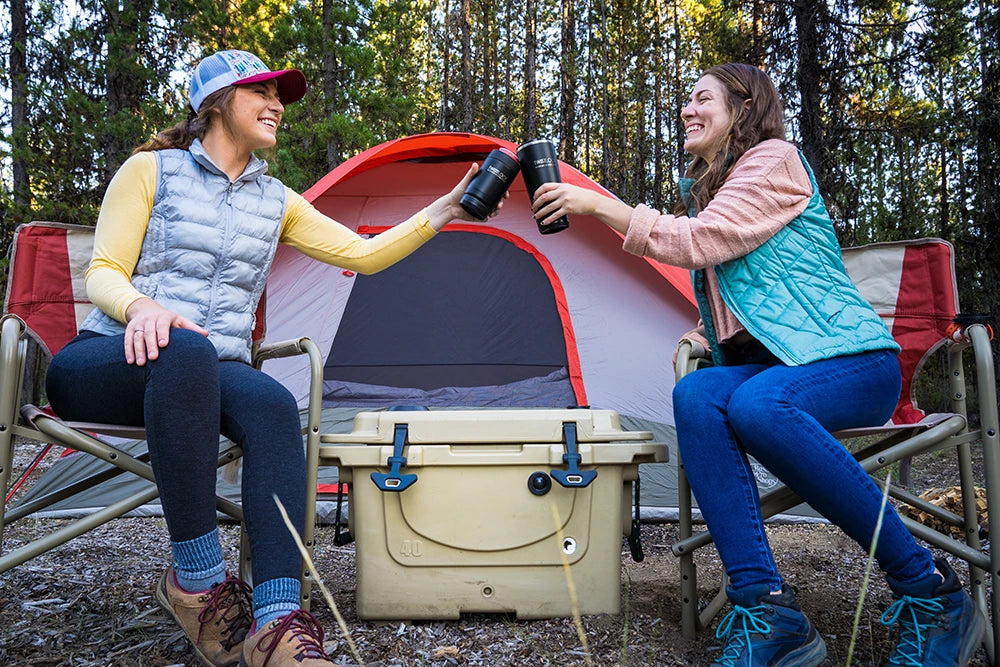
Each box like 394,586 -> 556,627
517,138 -> 570,234
460,148 -> 521,221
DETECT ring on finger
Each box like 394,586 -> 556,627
134,329 -> 144,334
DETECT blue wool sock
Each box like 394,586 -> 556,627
252,577 -> 301,630
171,529 -> 226,593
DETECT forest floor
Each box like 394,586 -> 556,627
0,438 -> 991,666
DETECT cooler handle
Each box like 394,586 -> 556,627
370,423 -> 418,492
550,422 -> 598,488
626,476 -> 644,562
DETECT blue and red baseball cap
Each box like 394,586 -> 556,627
189,50 -> 307,112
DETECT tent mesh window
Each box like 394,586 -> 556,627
323,231 -> 576,407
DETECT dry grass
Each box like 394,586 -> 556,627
0,439 -> 992,666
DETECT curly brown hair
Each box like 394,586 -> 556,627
677,63 -> 786,215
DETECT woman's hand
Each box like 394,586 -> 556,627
425,163 -> 509,230
124,297 -> 209,366
673,325 -> 711,366
532,182 -> 635,234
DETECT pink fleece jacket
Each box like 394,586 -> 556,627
622,138 -> 813,343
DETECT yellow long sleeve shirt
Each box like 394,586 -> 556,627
87,151 -> 437,323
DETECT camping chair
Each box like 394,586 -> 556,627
671,238 -> 1000,661
0,221 -> 326,608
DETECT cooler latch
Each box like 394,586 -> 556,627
550,422 -> 598,488
370,423 -> 418,492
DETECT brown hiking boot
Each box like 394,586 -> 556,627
156,568 -> 253,667
239,609 -> 339,666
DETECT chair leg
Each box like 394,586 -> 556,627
298,338 -> 324,611
0,424 -> 14,551
677,451 -> 700,639
0,316 -> 26,550
961,325 -> 1000,665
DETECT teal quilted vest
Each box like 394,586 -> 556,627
686,150 -> 899,366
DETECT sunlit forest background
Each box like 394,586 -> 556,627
2,0 -> 998,321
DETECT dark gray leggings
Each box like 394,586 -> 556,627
45,328 -> 306,585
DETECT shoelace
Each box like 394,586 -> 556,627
880,595 -> 946,666
714,603 -> 772,666
195,576 -> 253,647
253,609 -> 330,666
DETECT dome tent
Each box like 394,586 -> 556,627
23,133 -> 823,522
260,131 -> 704,520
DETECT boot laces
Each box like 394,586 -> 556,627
715,603 -> 772,666
194,576 -> 253,647
254,609 -> 330,665
880,594 -> 946,666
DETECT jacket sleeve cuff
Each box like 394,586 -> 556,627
413,208 -> 437,241
622,204 -> 660,257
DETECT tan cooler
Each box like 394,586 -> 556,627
319,408 -> 668,620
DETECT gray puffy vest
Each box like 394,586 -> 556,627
80,139 -> 285,363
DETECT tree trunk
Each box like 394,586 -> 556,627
10,0 -> 30,229
523,0 -> 537,140
503,0 -> 513,138
793,0 -> 830,197
558,0 -> 576,163
653,0 -> 664,206
937,69 -> 950,238
481,2 -> 495,129
322,0 -> 341,168
600,0 -> 609,183
583,3 -> 594,174
672,0 -> 685,180
459,0 -> 473,131
976,0 -> 1000,325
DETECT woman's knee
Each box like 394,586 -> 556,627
727,382 -> 783,437
269,385 -> 300,422
158,328 -> 216,354
673,371 -> 719,414
151,329 -> 218,366
142,330 -> 220,393
221,365 -> 299,420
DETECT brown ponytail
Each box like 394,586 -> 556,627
132,87 -> 237,154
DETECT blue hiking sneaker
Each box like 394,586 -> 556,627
711,583 -> 827,666
882,557 -> 986,666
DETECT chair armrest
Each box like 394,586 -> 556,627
0,315 -> 28,429
674,338 -> 710,382
965,323 -> 998,438
252,337 -> 312,364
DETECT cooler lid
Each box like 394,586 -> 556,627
319,408 -> 652,444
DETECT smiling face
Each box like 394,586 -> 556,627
223,80 -> 284,153
681,75 -> 734,160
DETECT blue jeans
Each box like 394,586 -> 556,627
673,348 -> 934,591
45,329 -> 306,585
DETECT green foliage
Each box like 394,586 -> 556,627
0,0 -> 995,325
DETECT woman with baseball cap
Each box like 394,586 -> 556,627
44,50 -> 498,666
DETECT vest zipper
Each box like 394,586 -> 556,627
207,181 -> 236,331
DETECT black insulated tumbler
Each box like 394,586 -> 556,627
517,138 -> 570,234
460,148 -> 521,221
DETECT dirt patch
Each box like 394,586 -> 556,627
0,441 -> 991,666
